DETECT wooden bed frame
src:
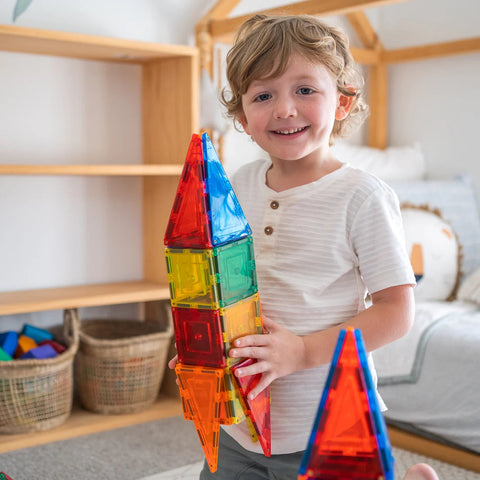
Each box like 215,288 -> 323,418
195,1 -> 480,473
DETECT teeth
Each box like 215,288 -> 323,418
275,127 -> 305,135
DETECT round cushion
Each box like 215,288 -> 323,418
401,204 -> 460,300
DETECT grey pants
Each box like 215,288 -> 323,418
199,428 -> 304,480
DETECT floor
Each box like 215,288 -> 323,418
139,461 -> 203,480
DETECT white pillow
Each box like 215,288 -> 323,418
457,267 -> 480,305
401,205 -> 460,301
391,176 -> 480,283
331,141 -> 426,181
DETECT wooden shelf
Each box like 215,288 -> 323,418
0,23 -> 198,455
0,395 -> 183,454
0,24 -> 197,64
388,426 -> 480,473
0,281 -> 171,316
0,164 -> 183,176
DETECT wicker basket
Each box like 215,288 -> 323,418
76,306 -> 173,414
0,309 -> 80,434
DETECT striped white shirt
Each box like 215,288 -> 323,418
222,159 -> 415,454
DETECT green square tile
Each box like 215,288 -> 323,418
214,237 -> 258,307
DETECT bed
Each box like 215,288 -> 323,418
196,0 -> 480,472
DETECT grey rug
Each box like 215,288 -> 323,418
0,416 -> 204,480
0,415 -> 478,480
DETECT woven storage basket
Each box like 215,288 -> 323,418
76,307 -> 173,414
0,309 -> 80,434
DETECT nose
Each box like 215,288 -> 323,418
273,95 -> 297,119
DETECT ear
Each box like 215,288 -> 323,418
335,89 -> 355,121
238,113 -> 251,135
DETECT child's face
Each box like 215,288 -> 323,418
240,53 -> 350,165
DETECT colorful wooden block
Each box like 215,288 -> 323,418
14,335 -> 37,358
0,347 -> 13,362
20,343 -> 58,360
0,331 -> 18,357
21,324 -> 54,343
298,328 -> 394,480
38,339 -> 67,354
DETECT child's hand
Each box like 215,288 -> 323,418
167,351 -> 180,386
229,316 -> 306,400
167,353 -> 178,370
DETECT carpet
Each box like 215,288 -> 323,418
0,415 -> 478,480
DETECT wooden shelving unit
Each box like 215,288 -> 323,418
0,24 -> 198,450
0,396 -> 183,454
0,281 -> 171,316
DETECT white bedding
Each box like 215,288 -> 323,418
373,300 -> 476,380
373,301 -> 480,453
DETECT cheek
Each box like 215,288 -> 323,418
308,103 -> 334,128
242,107 -> 265,133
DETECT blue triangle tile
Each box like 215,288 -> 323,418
202,133 -> 251,246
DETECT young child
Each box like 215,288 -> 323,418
171,14 -> 436,480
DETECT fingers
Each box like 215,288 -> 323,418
229,336 -> 270,363
234,361 -> 272,400
167,354 -> 178,370
248,377 -> 271,400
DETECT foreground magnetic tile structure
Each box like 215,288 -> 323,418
298,328 -> 394,480
165,133 -> 271,472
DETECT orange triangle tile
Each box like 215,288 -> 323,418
299,328 -> 390,479
176,364 -> 224,472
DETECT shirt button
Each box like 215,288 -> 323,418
264,226 -> 273,235
270,200 -> 279,210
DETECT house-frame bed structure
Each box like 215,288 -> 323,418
195,0 -> 480,473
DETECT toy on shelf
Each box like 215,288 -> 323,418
21,324 -> 54,344
14,334 -> 37,358
164,133 -> 271,472
19,343 -> 58,360
0,347 -> 13,361
0,331 -> 18,357
0,325 -> 62,362
298,327 -> 394,480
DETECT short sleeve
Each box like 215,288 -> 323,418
350,183 -> 416,294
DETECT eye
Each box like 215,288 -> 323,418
297,87 -> 314,95
254,93 -> 271,102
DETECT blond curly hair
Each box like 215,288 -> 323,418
221,14 -> 368,140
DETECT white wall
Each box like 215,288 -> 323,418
375,0 -> 480,193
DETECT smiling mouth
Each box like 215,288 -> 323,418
273,126 -> 308,135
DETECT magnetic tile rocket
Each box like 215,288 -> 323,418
164,133 -> 271,472
298,327 -> 395,480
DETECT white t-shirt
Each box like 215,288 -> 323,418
222,159 -> 415,455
